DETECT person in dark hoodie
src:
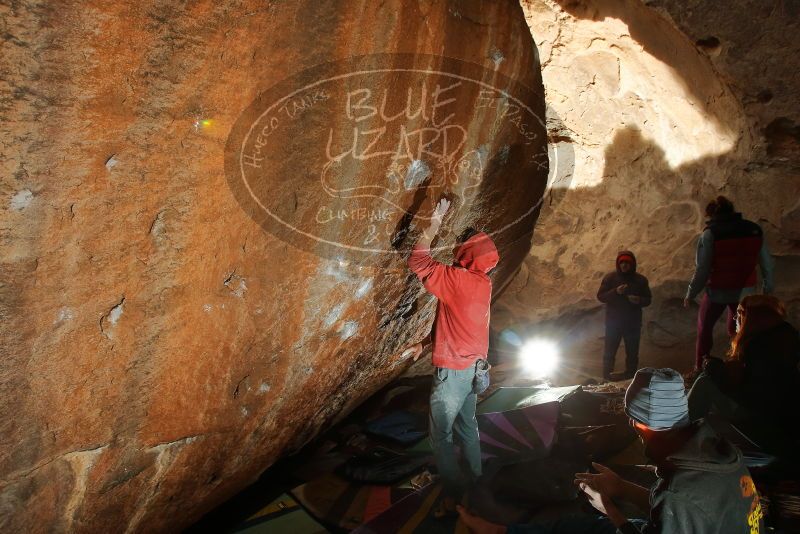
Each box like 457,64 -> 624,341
456,368 -> 765,534
597,251 -> 652,381
685,196 -> 774,370
688,295 -> 800,455
407,198 -> 500,518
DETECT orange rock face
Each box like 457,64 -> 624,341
0,1 -> 546,531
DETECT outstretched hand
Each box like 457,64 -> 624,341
420,197 -> 451,244
574,463 -> 629,527
578,479 -> 616,516
574,463 -> 623,498
431,197 -> 451,227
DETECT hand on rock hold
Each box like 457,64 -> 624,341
433,196 -> 451,221
419,197 -> 451,245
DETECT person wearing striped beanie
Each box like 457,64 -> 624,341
574,367 -> 764,533
457,368 -> 765,533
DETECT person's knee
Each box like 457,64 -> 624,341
454,425 -> 479,443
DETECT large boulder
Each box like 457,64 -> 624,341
0,1 -> 547,531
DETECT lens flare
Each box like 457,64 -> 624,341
193,118 -> 214,131
519,339 -> 559,378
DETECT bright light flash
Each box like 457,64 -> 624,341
520,339 -> 559,378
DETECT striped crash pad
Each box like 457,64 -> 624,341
477,385 -> 581,414
354,403 -> 561,533
407,400 -> 560,460
232,493 -> 328,534
290,472 -> 417,530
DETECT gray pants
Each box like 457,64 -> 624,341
429,366 -> 482,499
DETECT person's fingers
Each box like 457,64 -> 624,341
456,505 -> 473,521
592,462 -> 610,473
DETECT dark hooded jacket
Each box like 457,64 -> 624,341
597,251 -> 652,328
620,422 -> 765,533
726,320 -> 800,453
408,232 -> 500,370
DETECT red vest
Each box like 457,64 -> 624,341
707,214 -> 763,289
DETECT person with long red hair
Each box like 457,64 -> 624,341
687,294 -> 800,453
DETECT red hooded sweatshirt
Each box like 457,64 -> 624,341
407,232 -> 500,370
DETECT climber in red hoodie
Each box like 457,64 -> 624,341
407,197 -> 500,518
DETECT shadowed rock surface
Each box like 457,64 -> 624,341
494,0 -> 800,377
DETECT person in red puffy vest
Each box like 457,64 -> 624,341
407,197 -> 499,517
684,196 -> 774,370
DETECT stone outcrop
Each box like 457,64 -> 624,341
0,1 -> 547,531
493,0 -> 800,375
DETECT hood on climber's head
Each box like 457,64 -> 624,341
616,250 -> 637,274
455,230 -> 499,274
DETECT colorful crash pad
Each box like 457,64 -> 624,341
406,401 -> 560,459
478,402 -> 559,460
364,410 -> 428,445
352,483 -> 461,534
477,385 -> 581,414
339,447 -> 429,484
232,493 -> 328,534
290,473 -> 416,530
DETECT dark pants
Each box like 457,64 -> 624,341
695,294 -> 737,369
603,323 -> 641,377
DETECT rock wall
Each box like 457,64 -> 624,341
494,0 -> 800,376
0,1 -> 547,531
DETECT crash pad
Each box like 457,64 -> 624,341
233,493 -> 328,534
406,402 -> 560,459
364,410 -> 428,445
290,473 -> 415,530
339,447 -> 429,484
477,385 -> 581,414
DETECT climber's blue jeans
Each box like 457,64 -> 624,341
429,365 -> 481,499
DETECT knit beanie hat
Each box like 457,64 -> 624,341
624,368 -> 690,430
